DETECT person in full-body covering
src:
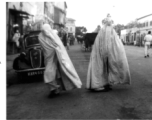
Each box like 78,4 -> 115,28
86,14 -> 131,91
38,24 -> 82,96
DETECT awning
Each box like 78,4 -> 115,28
9,9 -> 34,19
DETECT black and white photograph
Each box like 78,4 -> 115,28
5,0 -> 152,119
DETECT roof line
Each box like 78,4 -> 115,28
137,13 -> 152,20
66,18 -> 75,21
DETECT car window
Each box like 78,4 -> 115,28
25,36 -> 40,47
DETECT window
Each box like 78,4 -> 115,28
143,23 -> 145,27
25,36 -> 39,47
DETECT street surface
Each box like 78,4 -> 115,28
7,43 -> 152,119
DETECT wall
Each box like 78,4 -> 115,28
45,2 -> 54,21
33,2 -> 44,30
44,2 -> 54,27
8,2 -> 20,10
53,2 -> 67,26
66,18 -> 76,36
53,2 -> 66,11
54,6 -> 65,25
22,2 -> 35,15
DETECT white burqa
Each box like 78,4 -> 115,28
38,24 -> 82,91
86,25 -> 131,89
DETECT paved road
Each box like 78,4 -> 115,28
7,44 -> 152,119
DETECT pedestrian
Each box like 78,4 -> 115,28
93,25 -> 101,33
86,14 -> 131,92
71,34 -> 75,45
144,31 -> 152,58
38,24 -> 82,97
58,27 -> 68,49
67,34 -> 70,50
12,29 -> 21,53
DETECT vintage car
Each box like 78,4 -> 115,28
13,31 -> 45,81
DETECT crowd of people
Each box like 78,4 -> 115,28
57,27 -> 75,50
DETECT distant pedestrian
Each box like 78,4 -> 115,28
12,29 -> 20,48
93,25 -> 101,33
71,34 -> 75,45
144,31 -> 152,58
59,28 -> 67,48
67,34 -> 70,50
12,29 -> 21,53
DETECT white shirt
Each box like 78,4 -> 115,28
13,33 -> 20,42
144,34 -> 152,42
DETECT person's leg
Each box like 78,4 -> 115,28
145,43 -> 147,57
47,81 -> 60,91
93,57 -> 111,92
67,43 -> 69,50
44,61 -> 60,96
104,57 -> 112,90
47,81 -> 60,97
147,44 -> 150,57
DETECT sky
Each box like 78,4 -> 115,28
66,0 -> 152,32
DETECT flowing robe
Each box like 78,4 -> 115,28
38,25 -> 82,91
86,26 -> 131,89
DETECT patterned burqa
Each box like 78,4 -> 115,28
38,24 -> 82,91
86,24 -> 131,89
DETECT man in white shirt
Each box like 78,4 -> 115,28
144,31 -> 152,58
12,30 -> 20,48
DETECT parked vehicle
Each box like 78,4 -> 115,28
13,31 -> 45,81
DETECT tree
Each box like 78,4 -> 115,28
126,20 -> 142,29
113,24 -> 125,36
75,26 -> 87,36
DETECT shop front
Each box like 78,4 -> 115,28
7,9 -> 33,54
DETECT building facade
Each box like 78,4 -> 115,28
121,14 -> 152,45
53,2 -> 67,30
7,2 -> 35,54
136,14 -> 152,34
65,18 -> 76,36
136,14 -> 152,46
33,2 -> 54,31
7,2 -> 68,54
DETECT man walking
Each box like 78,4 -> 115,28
144,31 -> 152,58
